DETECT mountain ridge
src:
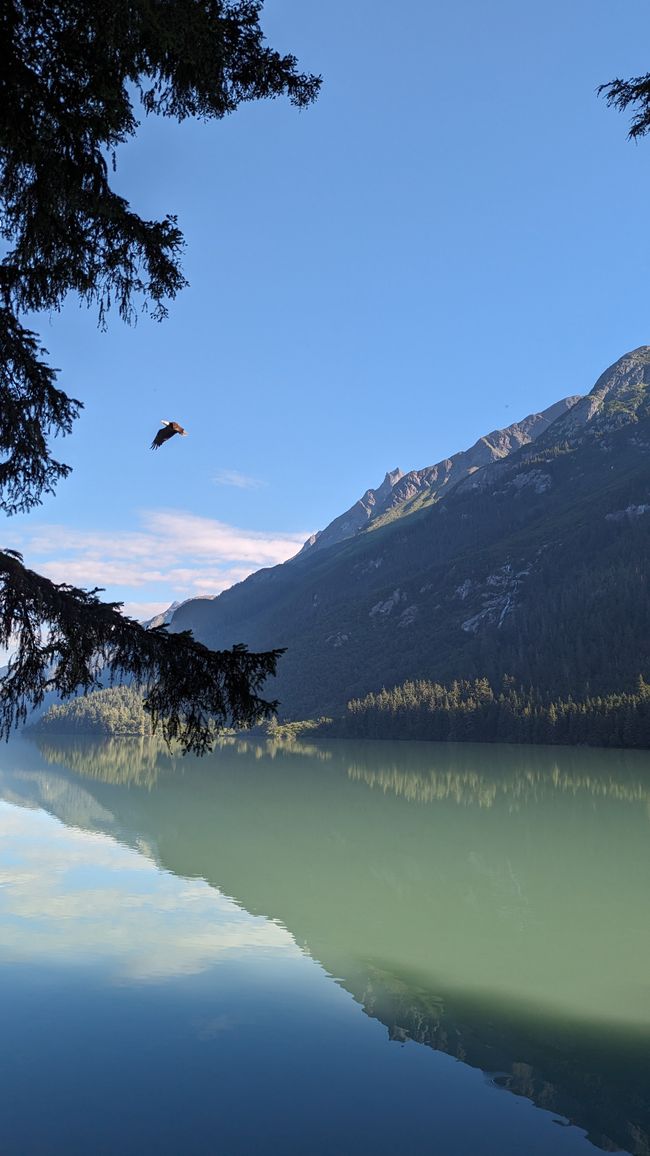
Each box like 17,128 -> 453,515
169,348 -> 650,719
298,395 -> 580,555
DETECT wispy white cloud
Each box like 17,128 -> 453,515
0,803 -> 299,980
9,509 -> 309,604
212,468 -> 266,490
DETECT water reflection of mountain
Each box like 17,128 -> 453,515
35,735 -> 176,787
2,736 -> 649,1156
356,964 -> 649,1156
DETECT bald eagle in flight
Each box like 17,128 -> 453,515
151,420 -> 188,450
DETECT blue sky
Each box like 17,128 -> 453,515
6,0 -> 650,619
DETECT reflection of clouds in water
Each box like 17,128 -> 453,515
0,803 -> 299,980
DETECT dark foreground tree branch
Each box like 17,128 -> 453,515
0,309 -> 83,514
0,550 -> 285,755
599,74 -> 650,140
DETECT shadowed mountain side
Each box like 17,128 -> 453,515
2,736 -> 649,1154
354,963 -> 648,1156
168,349 -> 650,721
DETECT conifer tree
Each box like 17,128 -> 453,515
600,71 -> 650,139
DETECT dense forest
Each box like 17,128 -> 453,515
32,685 -> 237,746
32,674 -> 650,749
33,686 -> 154,737
338,675 -> 650,748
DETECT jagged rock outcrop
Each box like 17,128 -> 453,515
538,345 -> 650,443
299,468 -> 404,555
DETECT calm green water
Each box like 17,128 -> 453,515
0,735 -> 648,1156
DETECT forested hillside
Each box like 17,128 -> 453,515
33,686 -> 151,737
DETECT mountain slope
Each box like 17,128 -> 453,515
171,349 -> 650,718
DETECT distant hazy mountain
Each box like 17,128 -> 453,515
142,596 -> 214,630
169,348 -> 650,719
143,602 -> 182,629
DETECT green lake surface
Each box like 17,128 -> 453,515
0,735 -> 648,1155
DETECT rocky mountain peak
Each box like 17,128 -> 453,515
378,468 -> 404,494
143,601 -> 182,629
297,468 -> 404,557
592,345 -> 650,396
358,468 -> 403,515
534,347 -> 650,445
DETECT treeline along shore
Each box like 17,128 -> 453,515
331,675 -> 650,748
31,677 -> 650,750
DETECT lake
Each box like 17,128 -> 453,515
0,734 -> 648,1156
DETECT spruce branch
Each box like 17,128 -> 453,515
0,550 -> 284,755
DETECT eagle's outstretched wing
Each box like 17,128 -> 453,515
151,425 -> 176,450
150,420 -> 187,450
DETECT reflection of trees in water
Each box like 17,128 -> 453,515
346,745 -> 650,811
35,736 -> 175,787
33,733 -> 333,786
32,731 -> 650,812
230,737 -> 333,762
359,964 -> 650,1156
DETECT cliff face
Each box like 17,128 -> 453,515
170,349 -> 650,718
